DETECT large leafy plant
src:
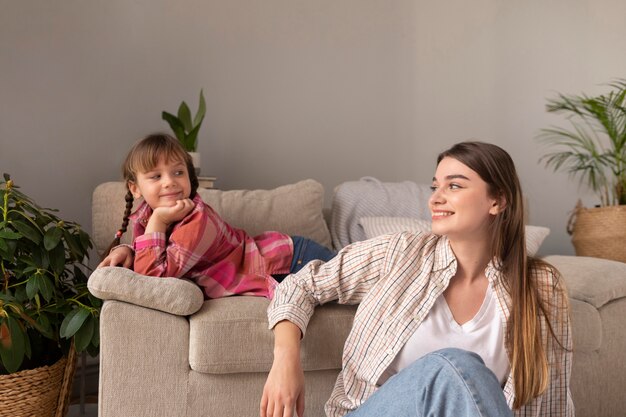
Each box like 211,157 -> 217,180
538,79 -> 626,206
0,174 -> 100,374
162,89 -> 206,152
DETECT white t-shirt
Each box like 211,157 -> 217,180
378,284 -> 510,386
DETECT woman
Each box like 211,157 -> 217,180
260,141 -> 573,417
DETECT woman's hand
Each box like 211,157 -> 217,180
98,245 -> 134,268
260,321 -> 305,417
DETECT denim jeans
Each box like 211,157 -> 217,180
289,236 -> 336,273
346,348 -> 512,417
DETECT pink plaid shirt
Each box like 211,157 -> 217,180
131,194 -> 293,299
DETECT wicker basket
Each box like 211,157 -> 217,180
568,203 -> 626,263
0,345 -> 76,417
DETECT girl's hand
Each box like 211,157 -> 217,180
147,199 -> 195,233
261,321 -> 305,417
98,245 -> 134,268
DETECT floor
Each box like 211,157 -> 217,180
67,404 -> 98,417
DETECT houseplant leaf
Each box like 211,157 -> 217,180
12,221 -> 42,244
43,226 -> 62,251
0,316 -> 26,373
60,307 -> 90,339
73,315 -> 94,352
193,89 -> 206,127
161,111 -> 186,143
177,101 -> 193,132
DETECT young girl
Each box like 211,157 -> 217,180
261,142 -> 573,417
99,133 -> 335,299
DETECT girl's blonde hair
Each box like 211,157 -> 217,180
437,141 -> 570,409
104,133 -> 199,256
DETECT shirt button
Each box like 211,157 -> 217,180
386,349 -> 394,356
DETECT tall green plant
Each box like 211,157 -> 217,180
162,90 -> 206,152
0,174 -> 99,374
538,79 -> 626,206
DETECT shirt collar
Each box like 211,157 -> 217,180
129,199 -> 151,223
432,235 -> 456,272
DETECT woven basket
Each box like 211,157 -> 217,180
568,203 -> 626,263
0,345 -> 76,417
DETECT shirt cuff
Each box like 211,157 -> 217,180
267,303 -> 313,337
133,232 -> 167,251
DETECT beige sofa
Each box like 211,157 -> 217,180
88,180 -> 626,417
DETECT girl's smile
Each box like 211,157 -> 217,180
128,157 -> 191,209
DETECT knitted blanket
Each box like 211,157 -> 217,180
330,177 -> 432,249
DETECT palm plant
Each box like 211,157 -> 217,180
538,79 -> 626,206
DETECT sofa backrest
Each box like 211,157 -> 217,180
92,180 -> 332,258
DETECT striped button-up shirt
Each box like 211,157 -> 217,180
268,232 -> 573,417
131,194 -> 293,299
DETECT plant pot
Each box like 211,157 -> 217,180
0,346 -> 76,417
569,204 -> 626,263
188,151 -> 201,175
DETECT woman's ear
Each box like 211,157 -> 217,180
489,194 -> 507,215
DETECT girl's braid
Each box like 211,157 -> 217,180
102,189 -> 134,258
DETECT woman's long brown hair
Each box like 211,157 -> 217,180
438,141 -> 568,408
102,133 -> 199,258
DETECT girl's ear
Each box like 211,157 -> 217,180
128,181 -> 142,199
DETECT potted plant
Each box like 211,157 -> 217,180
0,174 -> 99,416
538,78 -> 626,262
162,89 -> 206,175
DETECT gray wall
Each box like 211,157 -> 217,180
2,0 -> 625,260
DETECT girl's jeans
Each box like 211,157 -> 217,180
273,236 -> 336,282
290,235 -> 336,273
346,348 -> 513,417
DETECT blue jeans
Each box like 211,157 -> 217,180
273,236 -> 336,282
346,348 -> 512,417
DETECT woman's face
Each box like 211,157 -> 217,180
429,157 -> 502,241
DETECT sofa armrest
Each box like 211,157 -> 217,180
544,255 -> 626,308
88,266 -> 205,316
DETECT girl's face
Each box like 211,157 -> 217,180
429,157 -> 502,241
128,157 -> 191,209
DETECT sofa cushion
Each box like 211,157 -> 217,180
92,179 -> 332,257
199,179 -> 331,248
189,297 -> 355,374
544,255 -> 626,309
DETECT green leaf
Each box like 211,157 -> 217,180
177,101 -> 193,132
62,229 -> 83,260
36,314 -> 54,339
12,220 -> 42,244
193,89 -> 206,127
185,119 -> 203,152
49,241 -> 66,276
161,111 -> 186,142
73,315 -> 94,352
25,274 -> 39,299
60,308 -> 89,339
0,316 -> 26,373
38,275 -> 55,302
0,228 -> 21,240
43,226 -> 62,251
